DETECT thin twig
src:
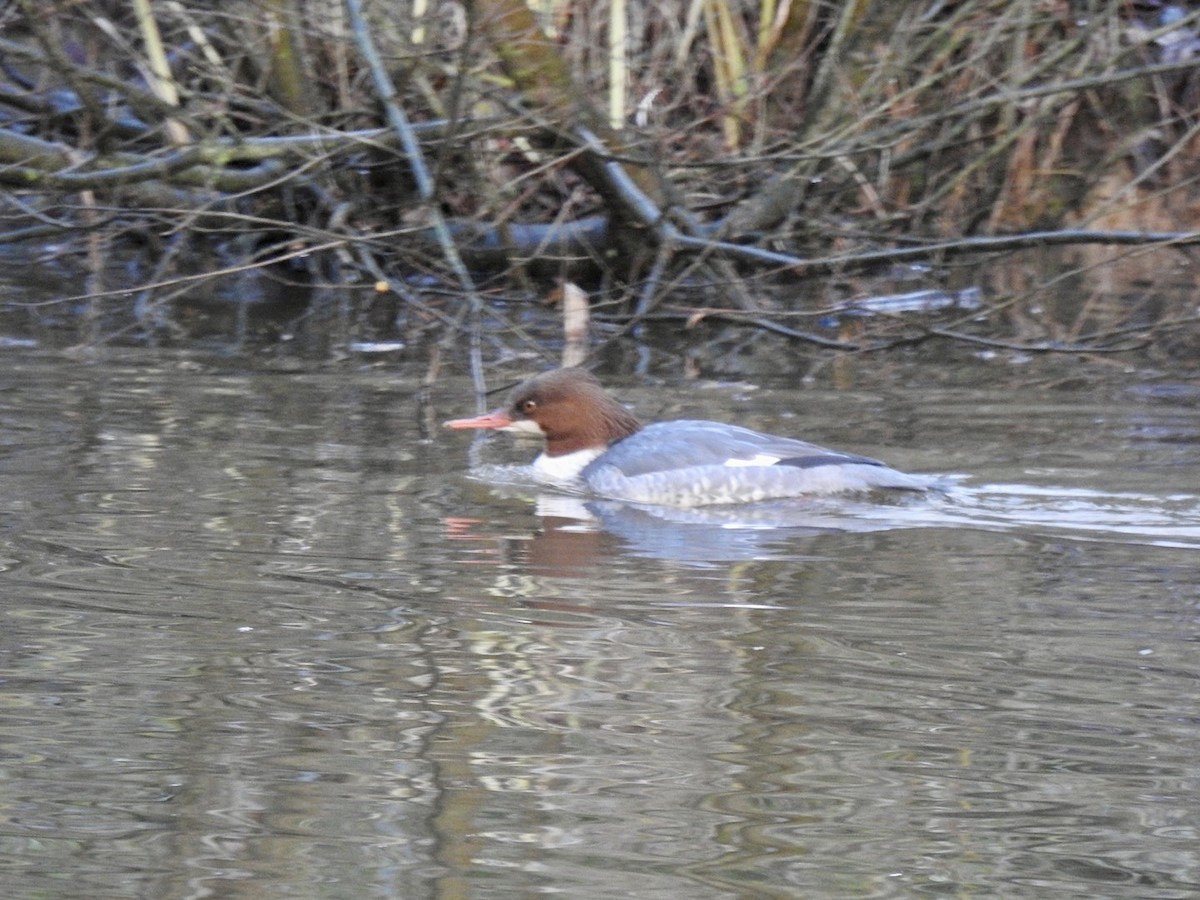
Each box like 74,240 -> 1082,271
343,0 -> 484,397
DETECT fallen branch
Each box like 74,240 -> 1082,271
782,230 -> 1200,277
0,120 -> 484,190
655,306 -> 1151,354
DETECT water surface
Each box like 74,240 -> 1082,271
1,350 -> 1198,898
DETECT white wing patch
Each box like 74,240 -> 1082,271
723,453 -> 782,468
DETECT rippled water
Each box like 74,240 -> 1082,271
1,350 -> 1198,898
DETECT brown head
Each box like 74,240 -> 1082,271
444,368 -> 642,456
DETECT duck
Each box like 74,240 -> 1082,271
444,367 -> 934,507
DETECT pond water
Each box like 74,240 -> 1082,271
1,348 -> 1199,899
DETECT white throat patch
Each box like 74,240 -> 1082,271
499,418 -> 545,436
532,447 -> 605,483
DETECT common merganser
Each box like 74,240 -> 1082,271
444,368 -> 934,507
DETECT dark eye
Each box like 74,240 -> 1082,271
520,399 -> 537,413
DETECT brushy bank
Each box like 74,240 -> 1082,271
0,0 -> 1198,367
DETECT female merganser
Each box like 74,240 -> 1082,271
444,368 -> 934,507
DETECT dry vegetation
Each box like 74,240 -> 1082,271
0,0 -> 1198,364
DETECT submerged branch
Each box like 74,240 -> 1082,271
662,306 -> 1151,355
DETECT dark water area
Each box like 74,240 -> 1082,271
2,339 -> 1199,898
